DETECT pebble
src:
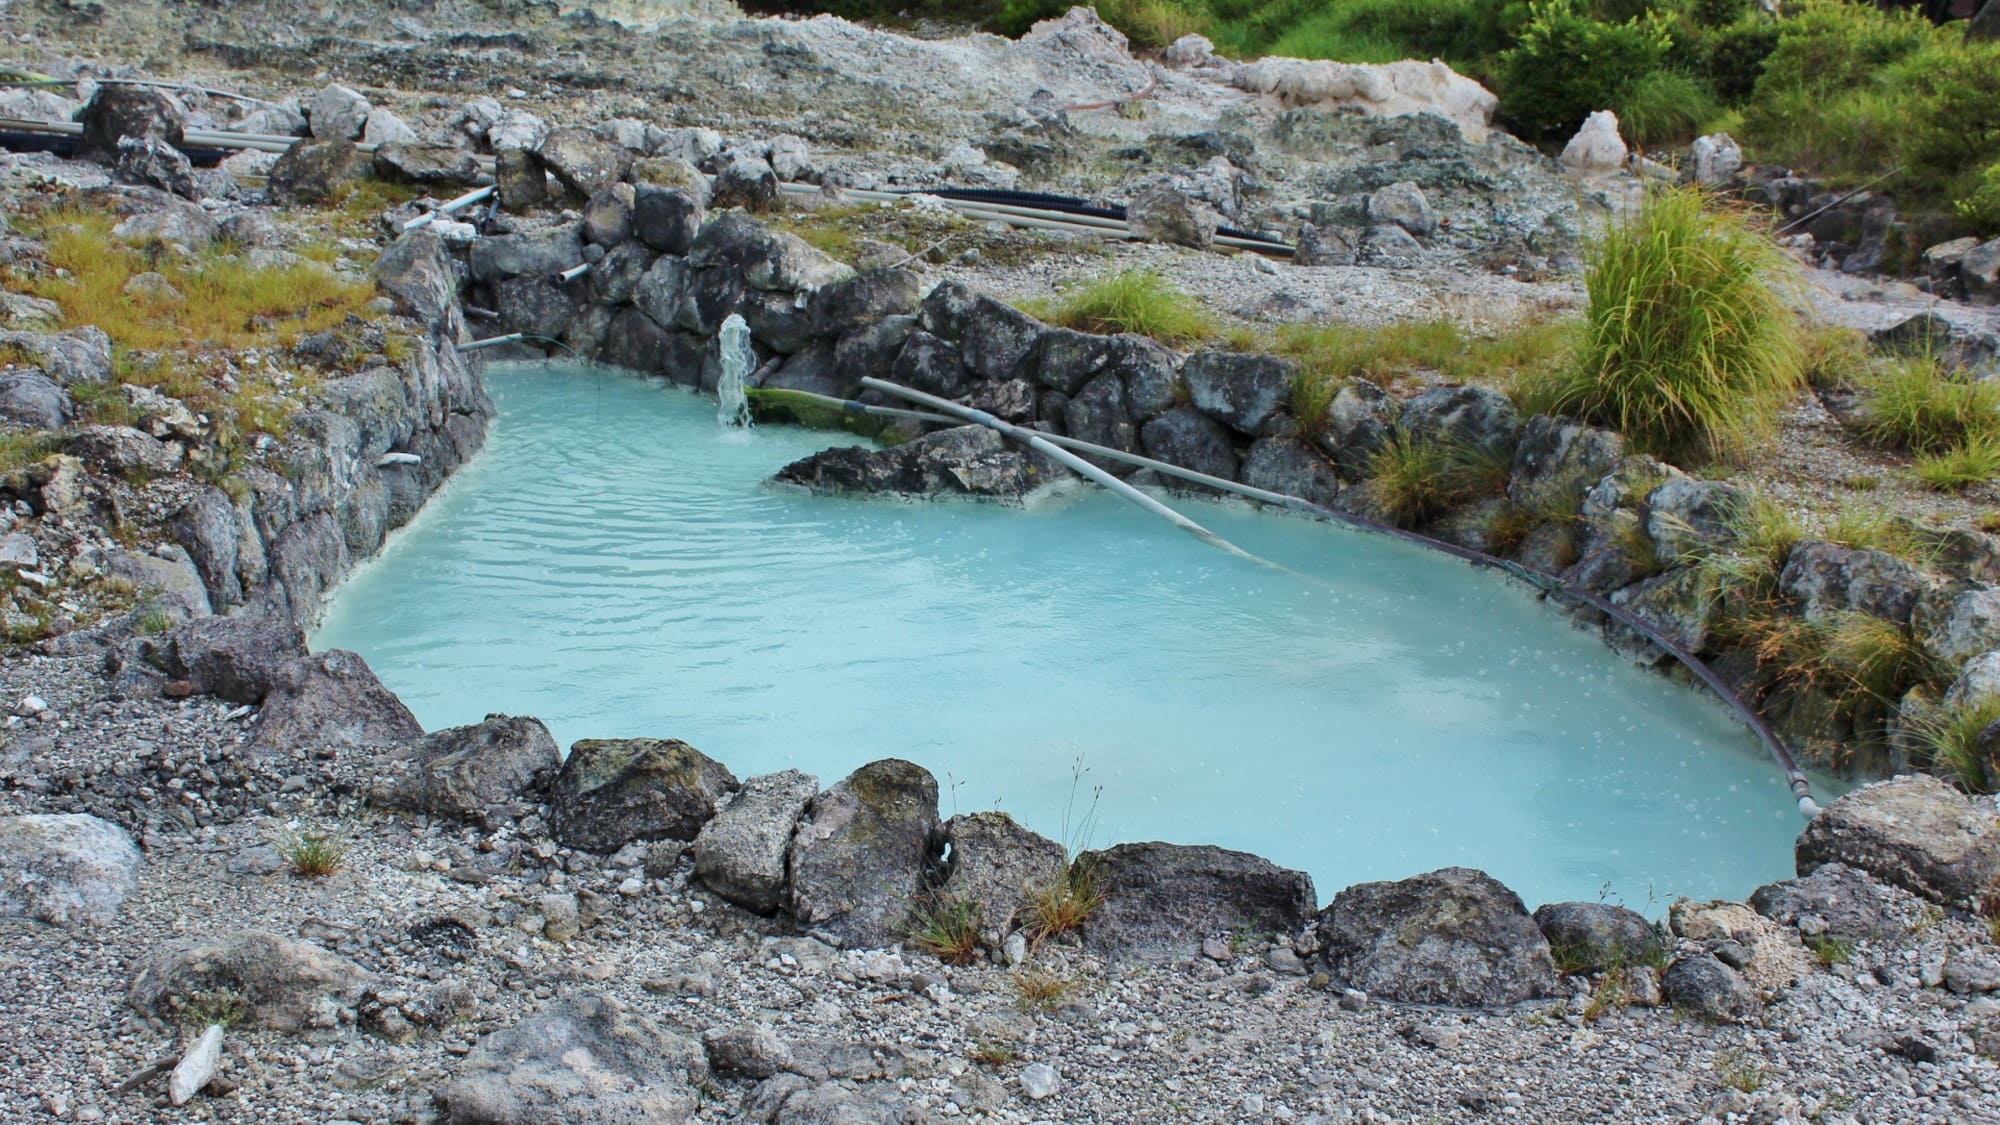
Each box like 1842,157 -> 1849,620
1020,1061 -> 1060,1100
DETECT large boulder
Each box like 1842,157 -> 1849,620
1914,584 -> 2000,665
440,994 -> 707,1124
939,812 -> 1067,947
0,814 -> 140,927
1748,863 -> 1897,942
1643,476 -> 1747,566
1531,902 -> 1662,973
1660,954 -> 1761,1022
1242,436 -> 1342,508
709,152 -> 780,212
265,139 -> 366,205
536,127 -> 629,198
891,331 -> 974,399
374,229 -> 459,324
149,613 -> 306,704
468,226 -> 586,283
1314,378 -> 1396,476
1778,542 -> 1927,625
1126,184 -> 1218,249
0,326 -> 113,386
0,369 -> 68,430
1080,842 -> 1315,962
1365,181 -> 1437,238
548,739 -> 739,853
1399,385 -> 1519,455
1064,372 -> 1137,455
1314,867 -> 1556,1007
687,216 -> 850,292
692,769 -> 819,914
65,425 -> 182,476
372,715 -> 560,826
1033,328 -> 1119,397
771,426 -> 1062,502
249,650 -> 424,755
811,270 -> 924,338
959,296 -> 1046,382
1507,416 -> 1623,513
306,83 -> 370,141
787,759 -> 940,949
631,185 -> 705,256
130,931 -> 375,1032
78,84 -> 185,159
114,137 -> 197,199
373,143 -> 481,188
1795,774 -> 2000,907
1183,352 -> 1295,436
1139,407 -> 1238,482
168,487 -> 243,611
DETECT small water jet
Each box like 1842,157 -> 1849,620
716,313 -> 754,429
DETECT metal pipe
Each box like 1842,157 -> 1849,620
859,376 -> 1259,561
558,263 -> 592,282
786,381 -> 1820,818
456,334 -> 527,353
403,185 -> 497,232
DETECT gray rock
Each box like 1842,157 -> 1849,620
939,811 -> 1066,945
1242,436 -> 1341,507
631,185 -> 705,256
1111,334 -> 1181,418
536,126 -> 630,198
1965,237 -> 2000,305
959,296 -> 1046,382
1080,842 -> 1315,963
1400,385 -> 1519,455
961,376 -> 1038,424
1314,378 -> 1397,476
583,183 -> 636,247
1796,774 -> 2000,907
588,242 -> 656,307
1778,542 -> 1927,625
441,994 -> 706,1124
1915,584 -> 2000,665
112,202 -> 217,251
150,613 -> 306,704
361,107 -> 417,147
103,546 -> 210,618
1064,372 -> 1137,455
0,814 -> 140,926
373,143 -> 481,188
494,148 -> 547,212
1946,651 -> 2000,707
1315,867 -> 1556,1007
0,369 -> 68,430
65,424 -> 181,476
468,225 -> 586,283
1749,863 -> 1896,942
1184,351 -> 1295,436
1140,407 -> 1238,482
812,270 -> 923,338
788,759 -> 941,949
307,84 -> 370,141
374,229 -> 459,324
1688,133 -> 1743,186
688,216 -> 850,292
1508,416 -> 1623,512
114,136 -> 197,199
891,331 -> 974,400
1367,181 -> 1438,237
1358,223 -> 1424,267
0,326 -> 113,386
711,152 -> 781,212
170,487 -> 243,611
1660,954 -> 1761,1022
1126,184 -> 1218,248
265,139 -> 366,205
0,532 -> 36,569
1644,476 -> 1748,566
1532,902 -> 1662,972
1020,1061 -> 1061,1100
130,930 -> 375,1032
487,108 -> 548,153
772,426 -> 1061,501
766,134 -> 814,180
493,276 -> 578,341
1032,327 -> 1118,396
78,84 -> 185,159
372,715 -> 560,825
1608,567 -> 1717,657
1294,223 -> 1357,267
739,288 -> 814,355
918,279 -> 977,340
548,738 -> 740,853
1946,947 -> 2000,994
250,649 -> 423,755
705,1023 -> 794,1080
693,769 -> 819,914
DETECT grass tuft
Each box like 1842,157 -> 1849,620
906,893 -> 983,965
1025,856 -> 1106,947
1010,964 -> 1076,1013
1854,353 -> 2000,457
1908,697 -> 2000,794
1912,437 -> 2000,494
1515,188 -> 1802,465
1022,268 -> 1218,346
272,821 -> 348,878
1365,431 -> 1512,529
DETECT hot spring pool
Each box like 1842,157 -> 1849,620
314,364 -> 1839,912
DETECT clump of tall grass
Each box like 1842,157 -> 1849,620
1909,697 -> 2000,794
1913,438 -> 2000,494
1854,354 -> 2000,456
1365,431 -> 1512,529
1515,188 -> 1802,465
906,892 -> 983,965
1023,268 -> 1218,346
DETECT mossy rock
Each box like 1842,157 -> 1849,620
548,738 -> 739,853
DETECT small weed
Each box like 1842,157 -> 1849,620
1821,506 -> 1931,565
1581,966 -> 1629,1023
1716,1047 -> 1767,1094
1548,939 -> 1593,977
1010,965 -> 1076,1013
906,893 -> 983,966
1909,904 -> 1946,934
133,604 -> 176,635
272,821 -> 348,877
0,431 -> 57,475
1026,856 -> 1106,947
175,990 -> 249,1030
1023,268 -> 1218,346
1798,322 -> 1872,391
1838,473 -> 1880,492
1979,512 -> 2000,535
968,1040 -> 1019,1067
1805,934 -> 1854,968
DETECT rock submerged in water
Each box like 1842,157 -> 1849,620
547,738 -> 739,853
770,425 -> 1068,503
1314,866 -> 1556,1007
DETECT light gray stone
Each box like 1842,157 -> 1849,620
0,813 -> 140,926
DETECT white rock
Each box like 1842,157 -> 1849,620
1946,651 -> 2000,707
1021,1061 -> 1060,1100
1002,931 -> 1029,966
168,1025 -> 223,1105
362,108 -> 418,147
486,108 -> 547,153
1561,110 -> 1627,176
0,813 -> 141,926
1689,132 -> 1743,185
767,134 -> 813,181
1162,34 -> 1216,70
19,694 -> 48,715
0,532 -> 36,569
429,221 -> 478,249
308,84 -> 371,142
1229,57 -> 1497,143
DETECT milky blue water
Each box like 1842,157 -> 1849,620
314,364 -> 1837,912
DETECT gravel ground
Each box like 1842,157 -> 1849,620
5,651 -> 2000,1125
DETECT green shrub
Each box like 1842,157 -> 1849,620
1615,68 -> 1722,146
1498,0 -> 1673,142
1854,355 -> 2000,455
1958,160 -> 2000,237
1518,187 -> 1802,463
1023,268 -> 1218,345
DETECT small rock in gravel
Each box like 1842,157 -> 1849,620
1020,1061 -> 1060,1100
